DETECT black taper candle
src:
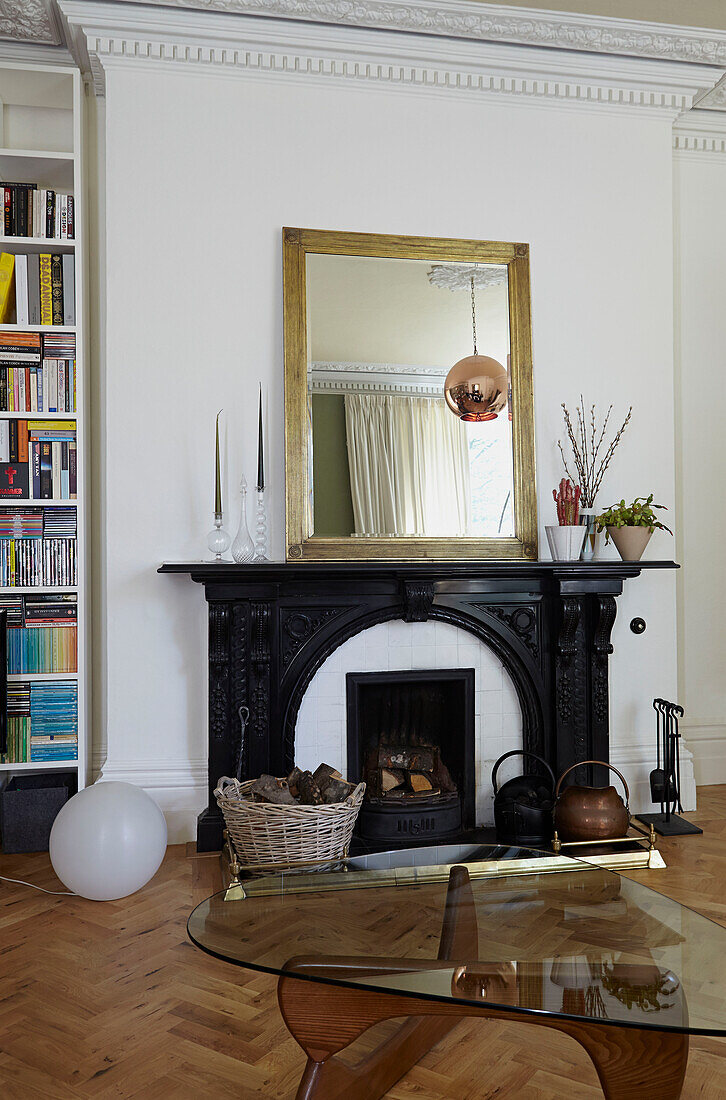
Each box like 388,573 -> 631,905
256,384 -> 265,492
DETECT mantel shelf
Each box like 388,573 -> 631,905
159,560 -> 679,583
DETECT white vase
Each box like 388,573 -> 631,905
546,525 -> 587,562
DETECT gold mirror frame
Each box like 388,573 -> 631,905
283,227 -> 537,561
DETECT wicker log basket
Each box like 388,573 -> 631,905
215,776 -> 366,872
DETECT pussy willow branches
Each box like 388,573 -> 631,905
558,397 -> 632,508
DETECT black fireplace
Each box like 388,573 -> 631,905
158,559 -> 678,851
346,669 -> 475,845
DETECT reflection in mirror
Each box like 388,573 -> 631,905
306,255 -> 514,540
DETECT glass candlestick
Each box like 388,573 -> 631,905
207,512 -> 231,561
231,478 -> 255,563
253,488 -> 268,562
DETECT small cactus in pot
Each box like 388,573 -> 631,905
547,479 -> 586,561
552,478 -> 581,526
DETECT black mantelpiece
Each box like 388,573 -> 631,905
159,560 -> 678,851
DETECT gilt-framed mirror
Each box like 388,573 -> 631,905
283,228 -> 536,561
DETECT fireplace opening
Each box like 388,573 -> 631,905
346,669 -> 476,847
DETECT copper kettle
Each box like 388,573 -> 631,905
553,760 -> 630,843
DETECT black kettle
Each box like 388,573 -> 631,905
492,750 -> 556,848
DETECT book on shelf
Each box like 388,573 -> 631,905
15,254 -> 27,325
39,253 -> 52,324
0,592 -> 77,673
0,507 -> 77,585
0,252 -> 13,323
0,461 -> 28,498
0,679 -> 78,763
2,184 -> 74,240
0,253 -> 75,327
0,417 -> 76,498
0,331 -> 78,413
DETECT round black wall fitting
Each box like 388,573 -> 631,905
630,617 -> 646,635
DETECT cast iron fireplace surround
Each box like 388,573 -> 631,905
159,560 -> 677,851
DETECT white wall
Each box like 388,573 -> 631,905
674,117 -> 726,784
85,24 -> 695,839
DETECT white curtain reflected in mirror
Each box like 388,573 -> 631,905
345,394 -> 471,536
307,253 -> 514,540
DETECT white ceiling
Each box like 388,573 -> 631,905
474,0 -> 726,32
307,254 -> 511,369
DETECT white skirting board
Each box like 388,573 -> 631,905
93,737 -> 697,845
680,724 -> 726,790
94,756 -> 208,845
610,740 -> 696,814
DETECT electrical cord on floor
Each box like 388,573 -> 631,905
0,873 -> 77,895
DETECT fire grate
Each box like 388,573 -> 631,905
346,669 -> 475,847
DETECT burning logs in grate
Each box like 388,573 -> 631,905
248,763 -> 357,806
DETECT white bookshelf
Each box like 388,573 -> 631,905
1,586 -> 77,594
0,325 -> 76,332
0,239 -> 75,252
0,62 -> 87,786
0,759 -> 76,771
8,673 -> 79,682
0,411 -> 77,419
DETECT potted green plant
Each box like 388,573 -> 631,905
595,495 -> 672,561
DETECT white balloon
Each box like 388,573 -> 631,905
49,781 -> 167,901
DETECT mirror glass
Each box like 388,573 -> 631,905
306,254 -> 514,540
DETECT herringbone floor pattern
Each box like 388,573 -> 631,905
2,789 -> 726,1097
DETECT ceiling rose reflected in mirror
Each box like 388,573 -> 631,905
439,270 -> 508,423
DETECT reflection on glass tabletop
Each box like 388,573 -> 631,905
187,842 -> 725,1036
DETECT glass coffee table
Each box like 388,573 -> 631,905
188,843 -> 724,1099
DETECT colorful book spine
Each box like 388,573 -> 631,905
0,253 -> 15,323
39,255 -> 53,326
50,254 -> 64,325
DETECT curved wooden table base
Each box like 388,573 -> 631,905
275,867 -> 688,1100
278,974 -> 689,1100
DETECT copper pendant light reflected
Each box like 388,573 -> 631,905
444,355 -> 508,422
444,275 -> 508,423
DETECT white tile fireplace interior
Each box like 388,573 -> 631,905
294,619 -> 523,826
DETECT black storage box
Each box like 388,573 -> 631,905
0,771 -> 77,854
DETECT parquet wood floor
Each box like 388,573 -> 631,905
2,789 -> 726,1098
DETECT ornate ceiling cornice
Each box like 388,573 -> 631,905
310,361 -> 447,396
57,0 -> 726,113
71,0 -> 726,67
694,72 -> 726,109
673,108 -> 726,156
0,0 -> 62,45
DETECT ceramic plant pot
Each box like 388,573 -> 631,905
607,525 -> 653,562
546,525 -> 587,562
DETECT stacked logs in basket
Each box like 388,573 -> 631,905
247,763 -> 356,806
